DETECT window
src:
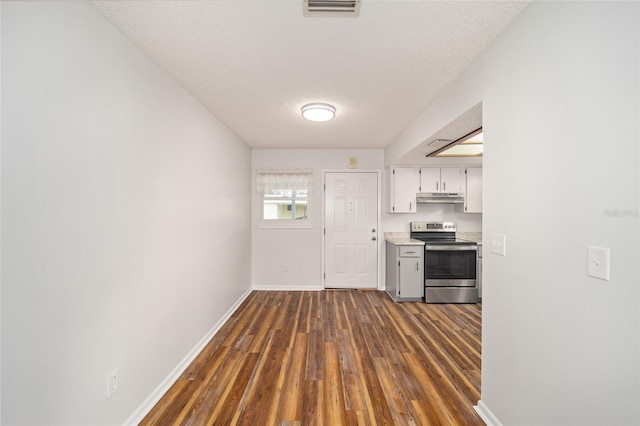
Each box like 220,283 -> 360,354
256,170 -> 313,226
262,189 -> 309,220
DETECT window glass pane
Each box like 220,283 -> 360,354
261,188 -> 309,221
263,200 -> 279,219
263,199 -> 294,220
294,200 -> 308,219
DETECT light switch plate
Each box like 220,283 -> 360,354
587,246 -> 610,281
490,233 -> 506,256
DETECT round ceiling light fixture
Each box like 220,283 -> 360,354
301,103 -> 336,122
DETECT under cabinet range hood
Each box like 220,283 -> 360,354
416,192 -> 464,204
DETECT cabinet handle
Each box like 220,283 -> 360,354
436,182 -> 439,191
416,262 -> 419,271
409,202 -> 412,210
372,236 -> 377,241
443,182 -> 446,191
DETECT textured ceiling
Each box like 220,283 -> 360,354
90,1 -> 529,149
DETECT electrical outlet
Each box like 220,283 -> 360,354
284,263 -> 290,272
107,369 -> 119,399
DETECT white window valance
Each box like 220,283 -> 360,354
256,169 -> 314,194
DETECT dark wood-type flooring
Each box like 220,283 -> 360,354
140,290 -> 483,425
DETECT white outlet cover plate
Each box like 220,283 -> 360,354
107,369 -> 119,399
490,233 -> 506,256
587,245 -> 610,281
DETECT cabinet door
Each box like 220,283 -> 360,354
391,167 -> 418,213
440,167 -> 464,193
419,167 -> 440,192
385,242 -> 399,297
465,167 -> 483,213
399,258 -> 423,298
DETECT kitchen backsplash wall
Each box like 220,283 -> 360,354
382,200 -> 483,233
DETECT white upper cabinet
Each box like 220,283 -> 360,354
464,167 -> 483,213
441,167 -> 464,193
388,167 -> 419,213
388,165 -> 481,214
419,167 -> 441,192
419,167 -> 464,193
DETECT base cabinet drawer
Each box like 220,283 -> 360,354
399,246 -> 421,257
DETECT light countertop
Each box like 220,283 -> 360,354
457,232 -> 482,244
385,231 -> 481,245
384,232 -> 425,246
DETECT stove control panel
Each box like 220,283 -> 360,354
410,221 -> 457,232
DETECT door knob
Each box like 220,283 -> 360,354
372,236 -> 377,241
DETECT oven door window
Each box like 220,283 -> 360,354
425,249 -> 477,280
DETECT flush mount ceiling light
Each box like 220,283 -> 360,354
301,103 -> 336,122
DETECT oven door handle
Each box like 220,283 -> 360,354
424,245 -> 478,252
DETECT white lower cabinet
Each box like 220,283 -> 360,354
385,242 -> 424,301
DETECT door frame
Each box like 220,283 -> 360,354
321,169 -> 382,290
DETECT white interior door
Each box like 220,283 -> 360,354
324,172 -> 378,288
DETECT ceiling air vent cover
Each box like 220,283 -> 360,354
303,0 -> 361,17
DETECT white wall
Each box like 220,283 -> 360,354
0,3 -> 3,422
252,150 -> 482,291
252,149 -> 384,290
481,2 -> 639,424
387,1 -> 640,424
1,2 -> 251,425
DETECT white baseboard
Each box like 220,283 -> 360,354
123,287 -> 253,426
252,284 -> 387,292
474,400 -> 503,426
252,284 -> 324,291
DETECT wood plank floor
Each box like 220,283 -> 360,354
140,290 -> 483,425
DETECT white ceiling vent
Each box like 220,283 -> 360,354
303,0 -> 361,17
423,138 -> 452,156
428,138 -> 452,147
